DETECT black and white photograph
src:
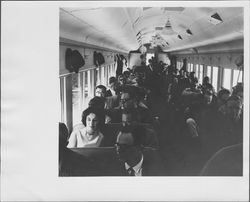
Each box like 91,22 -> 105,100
2,1 -> 249,201
59,6 -> 245,176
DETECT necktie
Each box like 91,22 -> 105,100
127,167 -> 135,176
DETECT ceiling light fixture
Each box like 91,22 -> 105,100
162,19 -> 177,35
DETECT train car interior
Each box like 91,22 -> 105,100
59,6 -> 244,176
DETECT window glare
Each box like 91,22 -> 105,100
199,65 -> 203,84
212,66 -> 218,92
223,68 -> 232,90
190,63 -> 193,72
233,70 -> 243,86
207,66 -> 211,78
195,64 -> 199,78
72,73 -> 81,126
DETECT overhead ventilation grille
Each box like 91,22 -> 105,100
209,12 -> 223,25
186,29 -> 193,35
178,35 -> 183,40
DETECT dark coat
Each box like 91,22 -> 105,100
116,148 -> 166,176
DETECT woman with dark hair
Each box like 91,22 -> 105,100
67,107 -> 105,148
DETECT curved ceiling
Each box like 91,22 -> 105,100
60,7 -> 243,53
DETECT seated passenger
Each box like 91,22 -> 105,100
184,86 -> 216,138
201,76 -> 214,93
108,85 -> 153,124
115,125 -> 165,176
59,122 -> 103,176
95,84 -> 119,110
95,85 -> 107,98
123,70 -> 131,84
232,83 -> 243,101
216,88 -> 230,109
118,75 -> 126,87
106,76 -> 118,96
121,109 -> 159,148
88,96 -> 111,123
67,107 -> 105,148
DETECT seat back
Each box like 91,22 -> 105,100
101,123 -> 159,148
70,147 -> 121,175
102,123 -> 122,146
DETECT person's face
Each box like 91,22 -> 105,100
226,100 -> 243,121
120,93 -> 135,109
110,82 -> 117,91
118,77 -> 126,85
204,92 -> 213,105
135,73 -> 143,84
217,93 -> 230,107
122,113 -> 134,126
236,91 -> 243,101
180,70 -> 184,76
86,113 -> 99,135
184,72 -> 188,78
96,88 -> 105,98
115,132 -> 137,162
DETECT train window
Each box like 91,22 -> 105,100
233,70 -> 243,86
105,66 -> 108,86
81,71 -> 88,111
96,68 -> 100,85
195,64 -> 199,78
177,61 -> 180,70
165,57 -> 171,66
60,77 -> 66,123
108,65 -> 111,80
223,68 -> 232,90
212,66 -> 219,92
100,67 -> 104,84
72,73 -> 81,125
187,63 -> 191,72
206,65 -> 211,78
146,53 -> 154,65
198,65 -> 203,84
103,66 -> 106,86
190,63 -> 194,72
85,71 -> 89,98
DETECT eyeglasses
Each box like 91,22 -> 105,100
120,98 -> 131,103
115,143 -> 133,150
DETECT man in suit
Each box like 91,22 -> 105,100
115,125 -> 165,176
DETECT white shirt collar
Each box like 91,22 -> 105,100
125,155 -> 143,175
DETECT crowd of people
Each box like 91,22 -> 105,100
59,56 -> 244,176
